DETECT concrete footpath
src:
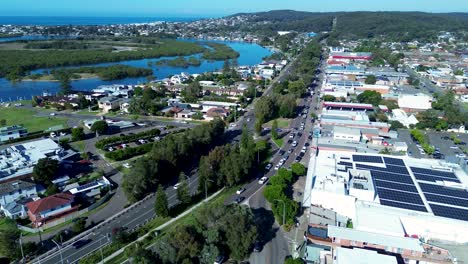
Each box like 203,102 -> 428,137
100,188 -> 225,263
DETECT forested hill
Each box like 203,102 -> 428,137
229,10 -> 468,40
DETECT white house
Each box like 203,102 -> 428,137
0,180 -> 38,206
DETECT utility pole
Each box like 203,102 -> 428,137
51,239 -> 64,264
19,233 -> 24,263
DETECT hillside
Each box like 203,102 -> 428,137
230,10 -> 468,40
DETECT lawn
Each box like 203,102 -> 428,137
0,107 -> 67,133
265,118 -> 291,129
70,140 -> 86,152
273,137 -> 284,148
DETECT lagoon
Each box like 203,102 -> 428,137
0,40 -> 272,101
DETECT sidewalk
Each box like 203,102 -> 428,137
100,188 -> 225,263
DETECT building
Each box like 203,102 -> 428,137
303,150 -> 468,244
0,138 -> 73,182
1,197 -> 33,219
330,52 -> 373,61
398,93 -> 433,112
334,247 -> 398,264
322,102 -> 374,112
0,180 -> 38,206
206,107 -> 230,120
26,193 -> 76,227
98,96 -> 128,114
0,125 -> 28,142
388,109 -> 419,128
333,126 -> 361,142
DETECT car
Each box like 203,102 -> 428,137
450,146 -> 459,149
301,146 -> 307,153
305,142 -> 310,147
297,132 -> 302,137
123,163 -> 131,169
50,112 -> 56,116
302,114 -> 307,119
300,126 -> 305,131
292,141 -> 298,147
279,149 -> 286,156
108,147 -> 114,152
173,183 -> 181,190
236,188 -> 246,195
50,132 -> 57,138
274,164 -> 280,170
138,139 -> 146,144
154,136 -> 161,141
284,155 -> 290,161
278,160 -> 284,166
258,177 -> 268,184
72,239 -> 91,249
287,148 -> 293,154
289,134 -> 294,139
135,140 -> 142,145
265,163 -> 272,170
234,196 -> 245,204
214,255 -> 225,264
295,156 -> 302,162
59,132 -> 67,136
287,139 -> 293,144
253,241 -> 263,252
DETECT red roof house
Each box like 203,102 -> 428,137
26,193 -> 77,227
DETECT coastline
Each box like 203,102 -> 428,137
22,73 -> 99,82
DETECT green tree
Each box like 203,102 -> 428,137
192,111 -> 204,120
176,176 -> 191,205
322,95 -> 336,102
122,159 -> 159,203
291,163 -> 306,176
0,119 -> 6,126
357,90 -> 382,106
365,74 -> 377,84
390,121 -> 405,130
33,157 -> 59,185
71,127 -> 85,141
271,119 -> 279,140
0,218 -> 20,260
71,218 -> 87,233
288,80 -> 306,98
182,82 -> 202,103
90,120 -> 108,136
45,184 -> 59,196
284,257 -> 304,264
155,185 -> 169,217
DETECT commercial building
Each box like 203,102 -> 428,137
0,125 -> 28,142
0,138 -> 74,182
303,150 -> 468,244
398,93 -> 433,112
330,52 -> 372,61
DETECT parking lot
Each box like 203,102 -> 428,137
398,129 -> 468,160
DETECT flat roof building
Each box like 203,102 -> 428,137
0,125 -> 28,142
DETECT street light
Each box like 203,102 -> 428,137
274,199 -> 286,226
204,179 -> 214,200
18,233 -> 24,263
98,233 -> 110,263
51,239 -> 64,264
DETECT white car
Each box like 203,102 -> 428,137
50,132 -> 57,138
265,163 -> 272,170
173,183 -> 181,190
50,112 -> 56,116
258,177 -> 268,184
301,146 -> 307,153
292,141 -> 298,147
123,163 -> 131,169
274,165 -> 280,170
236,187 -> 246,195
289,134 -> 294,139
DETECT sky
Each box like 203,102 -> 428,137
1,0 -> 467,17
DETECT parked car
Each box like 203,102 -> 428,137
214,255 -> 225,264
289,134 -> 294,139
287,148 -> 293,154
274,164 -> 280,170
265,163 -> 272,170
253,241 -> 263,252
236,187 -> 246,195
50,132 -> 57,138
173,183 -> 181,190
258,177 -> 268,184
234,196 -> 245,204
279,149 -> 286,156
292,141 -> 298,147
123,163 -> 131,169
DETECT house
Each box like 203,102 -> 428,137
0,125 -> 28,142
389,109 -> 418,128
1,197 -> 33,219
206,108 -> 230,120
68,177 -> 111,200
98,96 -> 126,113
0,180 -> 38,206
26,193 -> 77,227
175,109 -> 196,119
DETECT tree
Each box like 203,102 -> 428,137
176,176 -> 191,205
0,119 -> 6,126
284,257 -> 304,264
356,90 -> 382,106
182,82 -> 202,103
71,127 -> 85,141
291,163 -> 306,176
155,185 -> 169,217
45,184 -> 59,196
90,120 -> 108,136
322,95 -> 336,102
33,158 -> 59,185
365,74 -> 377,84
192,111 -> 204,120
271,120 -> 279,140
71,218 -> 87,233
122,159 -> 159,203
288,80 -> 306,98
390,120 -> 405,129
0,218 -> 20,260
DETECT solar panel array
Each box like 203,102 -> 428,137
76,181 -> 100,191
354,155 -> 427,212
429,203 -> 468,222
411,167 -> 460,183
353,155 -> 383,164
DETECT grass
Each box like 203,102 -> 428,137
74,109 -> 100,115
265,118 -> 291,129
70,140 -> 86,152
273,137 -> 284,148
0,107 -> 67,133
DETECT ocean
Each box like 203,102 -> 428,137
0,16 -> 205,26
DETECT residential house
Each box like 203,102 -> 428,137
206,107 -> 230,120
0,180 -> 38,206
26,193 -> 77,227
98,96 -> 127,113
0,125 -> 28,142
1,197 -> 33,219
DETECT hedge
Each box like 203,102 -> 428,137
95,128 -> 161,150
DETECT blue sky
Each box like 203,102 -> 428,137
1,0 -> 467,16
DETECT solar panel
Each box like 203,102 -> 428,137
419,183 -> 468,200
380,199 -> 427,212
383,157 -> 406,167
386,165 -> 409,175
353,155 -> 383,163
76,181 -> 100,191
414,173 -> 461,183
430,204 -> 468,221
377,188 -> 425,205
374,179 -> 419,193
338,161 -> 352,167
370,171 -> 414,184
411,167 -> 459,180
425,193 -> 468,208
